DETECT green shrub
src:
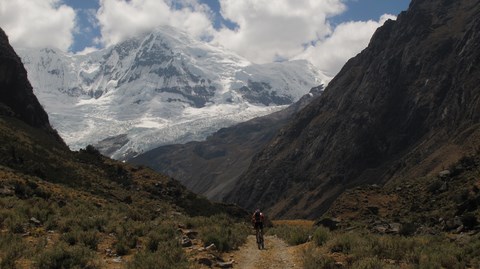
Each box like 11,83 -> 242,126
127,244 -> 188,269
81,231 -> 100,250
145,225 -> 177,252
302,247 -> 336,269
372,235 -> 417,261
190,214 -> 249,252
268,224 -> 312,246
328,232 -> 364,254
62,230 -> 79,246
0,234 -> 25,269
114,238 -> 133,256
4,213 -> 25,233
202,226 -> 238,252
35,244 -> 98,269
61,226 -> 100,250
312,226 -> 330,246
416,241 -> 465,269
351,257 -> 385,269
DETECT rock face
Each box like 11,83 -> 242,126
226,0 -> 480,218
0,28 -> 61,142
131,86 -> 323,201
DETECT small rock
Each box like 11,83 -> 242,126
0,187 -> 14,196
105,248 -> 112,255
216,261 -> 233,268
181,238 -> 192,247
112,257 -> 122,263
440,182 -> 448,192
206,243 -> 216,251
198,258 -> 213,267
388,223 -> 401,234
373,225 -> 387,233
185,230 -> 198,239
29,217 -> 41,226
439,170 -> 451,178
385,259 -> 396,265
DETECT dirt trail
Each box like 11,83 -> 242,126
229,235 -> 303,269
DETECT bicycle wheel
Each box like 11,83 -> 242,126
257,231 -> 264,249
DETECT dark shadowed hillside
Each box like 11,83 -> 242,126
131,86 -> 323,201
227,0 -> 480,219
0,28 -> 63,142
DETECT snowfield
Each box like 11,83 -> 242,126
18,25 -> 327,159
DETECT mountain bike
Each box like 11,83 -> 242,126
255,226 -> 264,250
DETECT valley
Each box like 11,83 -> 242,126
1,0 -> 480,268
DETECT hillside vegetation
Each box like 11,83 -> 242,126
0,113 -> 250,268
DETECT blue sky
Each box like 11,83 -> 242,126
0,0 -> 410,77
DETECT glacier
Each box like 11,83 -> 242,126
17,25 -> 327,159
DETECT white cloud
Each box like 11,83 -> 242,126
0,0 -> 397,79
0,0 -> 76,51
75,46 -> 99,55
212,0 -> 346,64
296,14 -> 396,78
96,0 -> 214,47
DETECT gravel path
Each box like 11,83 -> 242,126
230,235 -> 302,269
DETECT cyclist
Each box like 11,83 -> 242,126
252,209 -> 264,242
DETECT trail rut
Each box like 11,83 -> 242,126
229,235 -> 302,269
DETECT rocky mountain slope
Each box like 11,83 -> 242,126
227,0 -> 480,219
0,29 -> 61,141
131,86 -> 323,201
17,26 -> 326,159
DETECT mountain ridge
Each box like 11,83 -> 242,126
130,85 -> 324,201
226,0 -> 480,219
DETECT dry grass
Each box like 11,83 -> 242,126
302,230 -> 480,268
272,219 -> 315,227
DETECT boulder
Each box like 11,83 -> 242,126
317,217 -> 340,230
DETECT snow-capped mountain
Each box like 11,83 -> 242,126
18,26 -> 327,159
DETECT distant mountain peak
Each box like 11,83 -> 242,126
17,25 -> 325,159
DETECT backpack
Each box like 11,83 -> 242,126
254,211 -> 261,222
